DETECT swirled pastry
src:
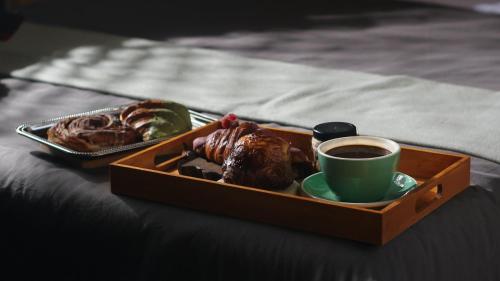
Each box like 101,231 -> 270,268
47,114 -> 139,152
120,99 -> 192,141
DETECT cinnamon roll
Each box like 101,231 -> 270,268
120,99 -> 192,141
47,114 -> 139,152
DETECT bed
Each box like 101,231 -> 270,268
1,1 -> 500,280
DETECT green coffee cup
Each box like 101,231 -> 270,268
317,136 -> 400,203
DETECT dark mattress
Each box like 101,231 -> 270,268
2,1 -> 500,280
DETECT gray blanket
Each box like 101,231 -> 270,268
1,77 -> 500,281
2,22 -> 500,163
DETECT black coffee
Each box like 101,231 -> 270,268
326,145 -> 391,159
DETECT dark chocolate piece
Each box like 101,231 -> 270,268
178,154 -> 222,181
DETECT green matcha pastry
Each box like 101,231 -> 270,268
120,99 -> 192,141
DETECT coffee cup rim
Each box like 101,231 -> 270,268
317,136 -> 400,161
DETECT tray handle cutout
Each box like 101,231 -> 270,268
415,183 -> 443,213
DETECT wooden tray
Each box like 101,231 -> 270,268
110,121 -> 470,245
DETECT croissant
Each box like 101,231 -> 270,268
193,121 -> 259,165
222,129 -> 295,189
47,114 -> 139,152
192,119 -> 312,189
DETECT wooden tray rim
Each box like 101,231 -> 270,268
111,122 -> 470,215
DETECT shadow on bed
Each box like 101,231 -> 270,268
5,0 -> 444,83
0,81 -> 8,99
29,151 -> 109,184
21,0 -> 434,39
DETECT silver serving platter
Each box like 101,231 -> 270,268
16,104 -> 216,167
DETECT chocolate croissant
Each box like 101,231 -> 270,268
193,121 -> 259,165
120,99 -> 192,141
47,114 -> 139,152
193,120 -> 313,189
222,129 -> 296,189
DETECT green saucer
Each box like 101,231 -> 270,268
301,172 -> 418,208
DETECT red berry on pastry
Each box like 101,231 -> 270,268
226,113 -> 237,121
221,113 -> 239,129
